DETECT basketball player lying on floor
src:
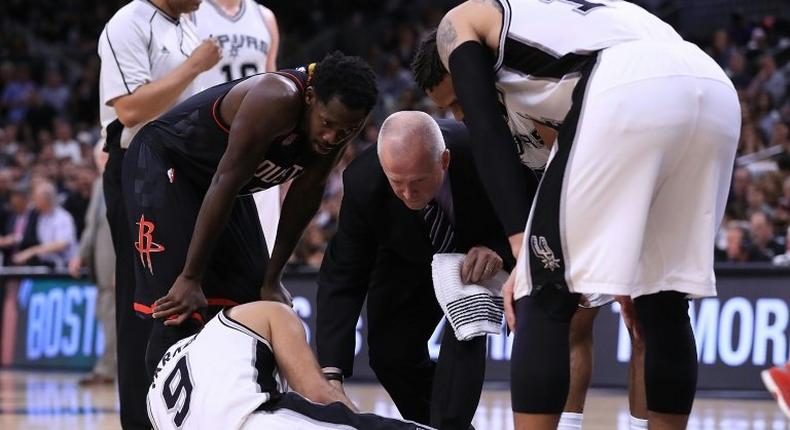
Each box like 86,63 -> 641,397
147,301 -> 433,430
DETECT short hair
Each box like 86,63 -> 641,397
312,51 -> 378,113
411,29 -> 447,92
33,180 -> 57,203
377,111 -> 446,162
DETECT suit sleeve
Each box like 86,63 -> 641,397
449,41 -> 535,236
316,173 -> 378,378
78,180 -> 102,261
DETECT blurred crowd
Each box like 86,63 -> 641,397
0,0 -> 788,271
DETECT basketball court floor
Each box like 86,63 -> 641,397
0,370 -> 784,429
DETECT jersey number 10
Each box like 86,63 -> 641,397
222,63 -> 259,82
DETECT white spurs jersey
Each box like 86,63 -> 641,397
493,0 -> 682,165
147,311 -> 286,430
193,0 -> 273,87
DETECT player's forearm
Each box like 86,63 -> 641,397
264,183 -> 323,285
181,179 -> 239,280
449,42 -> 534,237
113,60 -> 202,128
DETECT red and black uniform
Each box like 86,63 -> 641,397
121,67 -> 313,374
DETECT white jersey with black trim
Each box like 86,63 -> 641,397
98,0 -> 202,148
193,0 -> 273,87
493,0 -> 682,137
147,311 -> 286,430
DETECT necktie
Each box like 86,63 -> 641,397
422,200 -> 456,253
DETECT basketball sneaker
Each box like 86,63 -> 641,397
761,366 -> 790,418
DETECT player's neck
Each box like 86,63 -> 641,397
213,0 -> 242,15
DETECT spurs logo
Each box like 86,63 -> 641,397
530,235 -> 561,271
135,214 -> 165,275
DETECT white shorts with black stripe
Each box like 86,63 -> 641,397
514,40 -> 740,300
243,392 -> 433,429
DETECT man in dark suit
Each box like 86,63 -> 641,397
316,111 -> 531,430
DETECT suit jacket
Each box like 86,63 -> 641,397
317,120 -> 525,376
78,179 -> 116,287
2,208 -> 39,264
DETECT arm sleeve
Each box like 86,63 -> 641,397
98,20 -> 151,105
315,173 -> 378,378
449,41 -> 536,236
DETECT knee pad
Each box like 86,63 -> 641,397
635,291 -> 697,414
511,287 -> 580,414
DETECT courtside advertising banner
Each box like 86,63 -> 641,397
1,269 -> 788,391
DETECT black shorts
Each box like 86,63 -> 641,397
122,127 -> 268,318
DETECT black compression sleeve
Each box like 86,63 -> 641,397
448,41 -> 535,237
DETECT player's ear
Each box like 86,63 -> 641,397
304,87 -> 315,106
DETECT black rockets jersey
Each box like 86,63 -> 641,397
145,67 -> 313,195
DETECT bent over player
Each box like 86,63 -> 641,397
121,51 -> 377,375
425,1 -> 740,429
148,301 -> 433,429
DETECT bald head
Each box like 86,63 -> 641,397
377,111 -> 450,210
377,111 -> 445,164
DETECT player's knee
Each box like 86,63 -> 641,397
511,290 -> 578,414
635,292 -> 697,414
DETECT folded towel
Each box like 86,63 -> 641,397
431,253 -> 508,341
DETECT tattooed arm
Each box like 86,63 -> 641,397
437,0 -> 532,259
437,0 -> 504,69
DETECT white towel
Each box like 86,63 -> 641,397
431,253 -> 508,341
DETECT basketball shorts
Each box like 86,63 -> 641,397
244,392 -> 434,429
514,40 -> 740,300
122,127 -> 268,318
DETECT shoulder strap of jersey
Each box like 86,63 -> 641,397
272,63 -> 315,96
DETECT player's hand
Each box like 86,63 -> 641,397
503,270 -> 517,332
189,38 -> 222,73
461,246 -> 503,284
154,274 -> 207,326
615,295 -> 641,341
260,281 -> 293,306
68,256 -> 83,279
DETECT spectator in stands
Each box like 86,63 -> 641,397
1,63 -> 35,124
750,211 -> 786,258
52,118 -> 82,163
24,90 -> 57,140
772,121 -> 790,171
39,69 -> 70,115
707,29 -> 735,68
0,183 -> 38,265
61,161 -> 94,237
772,227 -> 790,266
13,180 -> 76,268
748,54 -> 786,105
716,223 -> 770,263
725,50 -> 750,89
727,168 -> 752,219
747,183 -> 774,218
